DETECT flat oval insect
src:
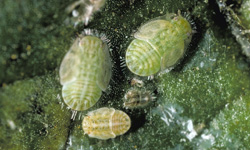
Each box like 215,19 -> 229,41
126,12 -> 193,76
82,107 -> 131,140
59,35 -> 112,111
123,88 -> 155,109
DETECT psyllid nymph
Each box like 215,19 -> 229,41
82,107 -> 131,140
59,34 -> 112,111
123,88 -> 155,109
126,12 -> 193,76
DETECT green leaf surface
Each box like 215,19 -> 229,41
1,0 -> 250,149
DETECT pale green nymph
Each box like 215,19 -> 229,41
126,12 -> 193,76
59,35 -> 112,111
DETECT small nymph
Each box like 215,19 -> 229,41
123,88 -> 155,109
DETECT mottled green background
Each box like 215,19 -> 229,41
1,0 -> 250,149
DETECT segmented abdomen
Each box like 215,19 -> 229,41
62,79 -> 102,111
82,107 -> 131,140
111,110 -> 131,136
126,39 -> 161,76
